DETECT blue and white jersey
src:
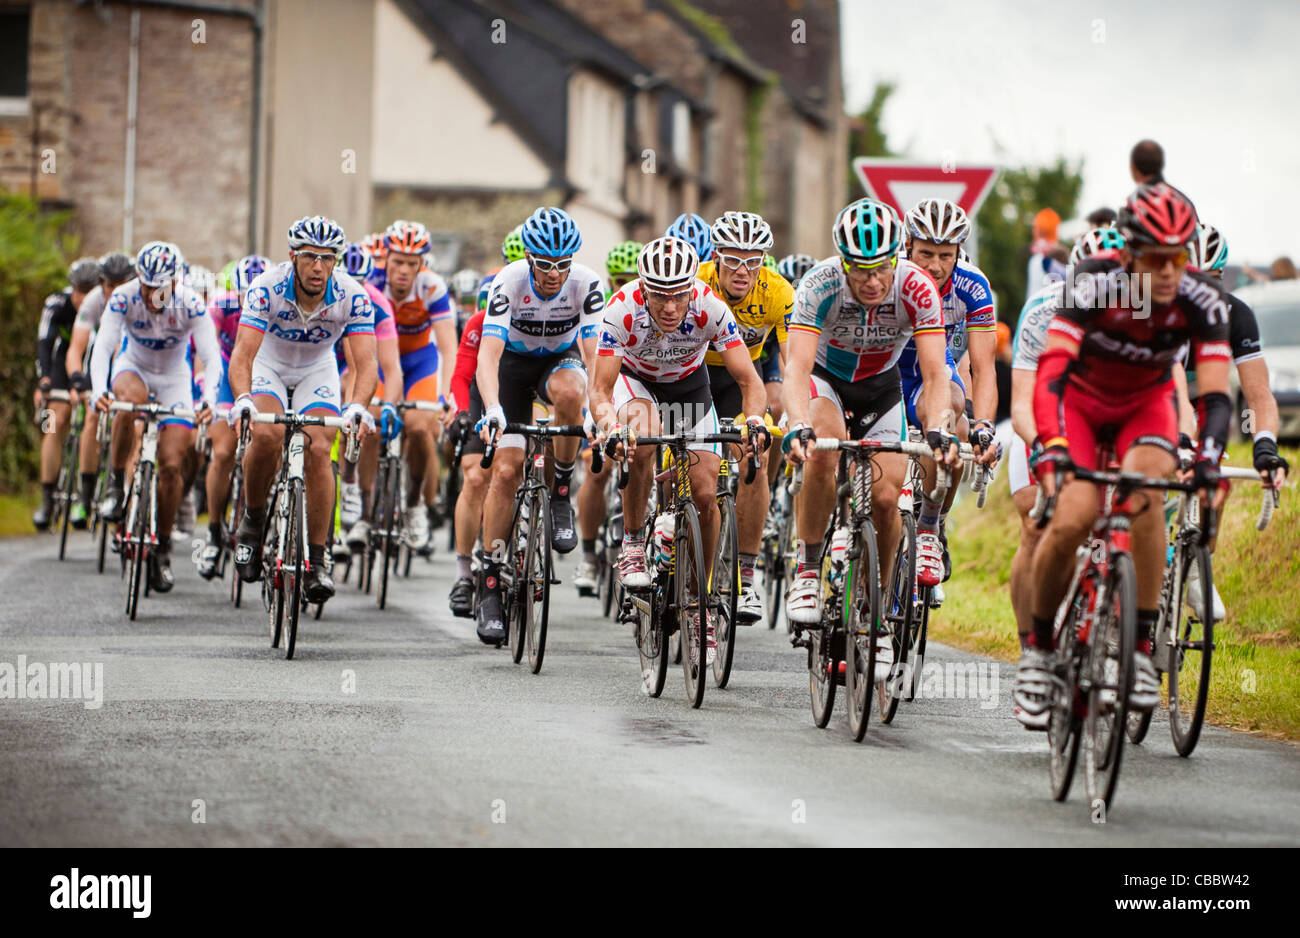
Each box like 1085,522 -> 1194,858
481,259 -> 605,357
1011,279 -> 1064,372
897,259 -> 996,380
90,278 -> 222,404
242,262 -> 374,371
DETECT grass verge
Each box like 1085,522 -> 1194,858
0,487 -> 39,538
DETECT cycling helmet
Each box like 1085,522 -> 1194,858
833,198 -> 903,263
233,254 -> 271,293
905,198 -> 971,244
339,243 -> 372,281
637,237 -> 699,292
502,227 -> 526,263
763,254 -> 778,272
384,219 -> 431,257
1118,183 -> 1198,249
520,207 -> 582,258
450,268 -> 481,298
135,241 -> 182,288
605,240 -> 643,275
1190,223 -> 1229,272
99,251 -> 134,282
287,215 -> 346,251
665,212 -> 713,261
68,256 -> 101,291
1069,227 -> 1126,266
710,211 -> 774,253
363,232 -> 388,264
777,253 -> 816,285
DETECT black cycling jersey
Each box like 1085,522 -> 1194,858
36,288 -> 78,387
1181,292 -> 1263,399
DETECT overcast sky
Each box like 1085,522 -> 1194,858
839,0 -> 1300,265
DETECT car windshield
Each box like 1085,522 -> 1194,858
1250,300 -> 1300,347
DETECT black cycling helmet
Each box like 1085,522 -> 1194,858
99,251 -> 134,282
68,257 -> 102,291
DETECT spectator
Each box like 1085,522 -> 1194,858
1025,208 -> 1065,301
1270,256 -> 1297,280
1130,139 -> 1165,184
994,321 -> 1013,424
1086,207 -> 1118,228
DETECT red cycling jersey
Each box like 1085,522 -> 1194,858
451,309 -> 484,413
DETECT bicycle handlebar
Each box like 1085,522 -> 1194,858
788,437 -> 975,498
109,401 -> 197,421
480,422 -> 597,472
252,411 -> 360,462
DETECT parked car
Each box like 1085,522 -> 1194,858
1230,279 -> 1300,444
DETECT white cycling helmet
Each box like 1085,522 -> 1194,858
450,268 -> 482,298
710,211 -> 774,253
1189,223 -> 1228,272
287,215 -> 346,251
637,237 -> 699,292
905,198 -> 971,244
1069,226 -> 1126,266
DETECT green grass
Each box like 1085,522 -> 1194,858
0,487 -> 39,538
936,441 -> 1300,740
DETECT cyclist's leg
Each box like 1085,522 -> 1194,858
855,401 -> 907,590
290,363 -> 344,554
108,367 -> 149,476
79,406 -> 101,510
242,360 -> 288,512
542,351 -> 587,504
682,398 -> 721,578
797,378 -> 847,557
1117,394 -> 1179,623
400,344 -> 440,512
577,444 -> 609,564
1008,437 -> 1042,647
612,376 -> 660,535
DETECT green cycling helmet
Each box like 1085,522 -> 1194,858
502,227 -> 526,264
606,240 -> 643,275
762,253 -> 778,272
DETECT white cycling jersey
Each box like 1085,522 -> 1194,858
1011,279 -> 1064,372
598,279 -> 743,383
90,279 -> 221,407
241,262 -> 374,371
75,284 -> 108,332
482,258 -> 605,357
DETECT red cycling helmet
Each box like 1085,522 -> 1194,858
1118,182 -> 1198,249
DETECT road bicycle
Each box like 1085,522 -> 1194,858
481,419 -> 598,673
1126,462 -> 1277,756
709,417 -> 761,689
89,405 -> 114,573
760,463 -> 797,633
225,410 -> 251,608
43,390 -> 83,561
255,410 -> 358,659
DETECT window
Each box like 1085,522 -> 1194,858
0,8 -> 30,111
671,100 -> 690,167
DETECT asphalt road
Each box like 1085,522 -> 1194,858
1,527 -> 1296,847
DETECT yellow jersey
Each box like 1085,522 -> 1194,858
698,262 -> 792,366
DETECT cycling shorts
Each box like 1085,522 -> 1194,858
249,353 -> 341,416
400,342 -> 441,402
1060,379 -> 1177,472
901,345 -> 965,429
1008,433 -> 1034,495
758,332 -> 782,384
495,346 -> 585,451
216,360 -> 235,407
706,361 -> 765,427
809,365 -> 905,443
110,354 -> 197,429
613,367 -> 720,456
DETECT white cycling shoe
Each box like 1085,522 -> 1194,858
1184,566 -> 1225,622
737,583 -> 763,625
340,481 -> 362,528
404,503 -> 430,550
785,569 -> 822,625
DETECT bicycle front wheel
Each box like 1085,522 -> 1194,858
881,512 -> 916,722
57,438 -> 77,561
676,502 -> 707,709
524,487 -> 552,674
282,479 -> 305,660
1049,594 -> 1084,802
1168,544 -> 1213,757
125,465 -> 151,621
711,494 -> 739,688
846,521 -> 881,741
1084,551 -> 1137,811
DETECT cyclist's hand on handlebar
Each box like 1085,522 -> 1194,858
926,427 -> 961,470
227,394 -> 256,427
1192,457 -> 1229,512
196,402 -> 214,426
1253,436 -> 1290,491
477,404 -> 506,447
379,401 -> 403,443
743,416 -> 770,457
971,420 -> 998,466
95,391 -> 115,414
782,424 -> 815,465
582,409 -> 598,443
1032,443 -> 1072,499
342,402 -> 376,439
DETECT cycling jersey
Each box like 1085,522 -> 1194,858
74,285 -> 108,333
37,289 -> 79,387
477,265 -> 504,312
788,256 -> 945,383
451,309 -> 485,413
482,258 -> 605,357
241,262 -> 375,370
1180,292 -> 1263,399
207,290 -> 243,360
897,258 -> 996,375
1011,280 -> 1064,373
386,268 -> 452,357
695,261 -> 791,365
335,282 -> 396,374
89,279 -> 223,421
598,279 -> 744,383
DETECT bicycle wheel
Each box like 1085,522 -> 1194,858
711,494 -> 739,688
846,521 -> 882,741
507,496 -> 528,664
525,487 -> 552,674
1084,551 -> 1137,810
228,465 -> 245,607
97,506 -> 109,573
676,502 -> 707,709
445,459 -> 460,552
266,491 -> 284,648
1127,543 -> 1177,745
56,433 -> 78,560
282,479 -> 305,660
1049,594 -> 1084,802
125,465 -> 151,621
1168,544 -> 1213,757
880,512 -> 916,722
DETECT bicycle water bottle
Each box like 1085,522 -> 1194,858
653,513 -> 674,571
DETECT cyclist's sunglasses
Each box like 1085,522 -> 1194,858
1132,248 -> 1189,269
529,254 -> 572,273
842,255 -> 897,276
295,250 -> 338,266
716,252 -> 765,271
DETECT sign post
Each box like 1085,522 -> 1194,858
851,158 -> 999,263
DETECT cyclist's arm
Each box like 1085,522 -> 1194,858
720,344 -> 767,422
431,317 -> 457,402
1172,361 -> 1197,437
226,323 -> 265,400
191,313 -> 224,409
65,325 -> 92,378
917,329 -> 957,435
341,332 -> 379,407
474,334 -> 506,412
89,299 -> 125,400
588,353 -> 622,434
36,297 -> 58,383
1238,358 -> 1279,439
781,329 -> 818,429
1009,365 -> 1036,446
377,334 -> 403,405
1030,324 -> 1081,449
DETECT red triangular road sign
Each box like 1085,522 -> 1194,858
852,158 -> 999,218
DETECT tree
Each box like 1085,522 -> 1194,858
845,81 -> 897,190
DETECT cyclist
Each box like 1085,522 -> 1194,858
666,212 -> 714,262
777,254 -> 816,290
1005,227 -> 1124,727
897,198 -> 1000,594
478,227 -> 526,312
90,242 -> 222,591
362,232 -> 387,282
337,242 -> 404,557
228,216 -> 378,604
474,206 -> 604,643
572,239 -> 645,595
65,252 -> 136,527
782,199 -> 959,663
196,253 -> 270,578
34,257 -> 102,530
449,268 -> 482,336
380,219 -> 457,552
1172,222 -> 1289,618
447,304 -> 490,618
1016,183 -> 1234,721
589,238 -> 768,646
696,210 -> 792,625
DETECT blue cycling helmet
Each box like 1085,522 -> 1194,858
833,198 -> 903,264
520,207 -> 582,258
666,212 -> 713,262
1069,227 -> 1126,266
287,215 -> 346,251
233,254 -> 271,293
135,241 -> 182,288
341,242 -> 374,281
